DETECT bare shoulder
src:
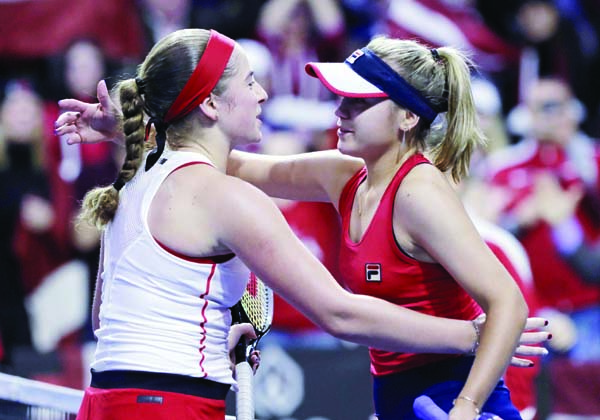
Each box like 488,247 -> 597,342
396,163 -> 455,201
209,173 -> 284,227
394,163 -> 463,227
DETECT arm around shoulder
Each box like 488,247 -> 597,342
211,175 -> 477,354
227,149 -> 364,204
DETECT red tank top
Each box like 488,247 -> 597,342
337,153 -> 482,376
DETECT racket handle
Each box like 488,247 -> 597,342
235,337 -> 248,364
413,395 -> 448,420
235,361 -> 254,420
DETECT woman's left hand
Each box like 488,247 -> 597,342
228,323 -> 260,374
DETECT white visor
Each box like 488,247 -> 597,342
305,62 -> 388,98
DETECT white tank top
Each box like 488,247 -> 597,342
92,150 -> 249,385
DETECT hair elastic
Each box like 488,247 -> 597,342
135,77 -> 146,94
113,177 -> 125,192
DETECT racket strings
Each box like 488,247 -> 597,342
240,284 -> 273,334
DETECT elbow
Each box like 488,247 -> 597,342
510,286 -> 529,326
311,300 -> 358,341
317,311 -> 352,339
485,283 -> 528,325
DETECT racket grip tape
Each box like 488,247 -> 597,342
235,361 -> 254,420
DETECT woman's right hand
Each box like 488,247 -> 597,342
474,315 -> 550,367
54,80 -> 122,145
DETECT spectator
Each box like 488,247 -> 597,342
486,76 -> 600,418
256,0 -> 346,101
45,39 -> 119,342
460,78 -> 543,418
476,0 -> 600,134
0,80 -> 55,369
190,0 -> 268,41
137,0 -> 193,52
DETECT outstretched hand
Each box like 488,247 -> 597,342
474,315 -> 550,367
54,80 -> 122,145
512,316 -> 551,367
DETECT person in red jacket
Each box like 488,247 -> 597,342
486,77 -> 600,417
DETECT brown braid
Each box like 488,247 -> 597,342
78,29 -> 237,230
78,79 -> 145,229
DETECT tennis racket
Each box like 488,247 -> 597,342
413,395 -> 503,420
231,273 -> 274,420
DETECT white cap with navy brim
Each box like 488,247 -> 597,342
305,62 -> 388,98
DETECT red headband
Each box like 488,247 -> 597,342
163,29 -> 235,123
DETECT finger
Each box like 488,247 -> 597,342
514,345 -> 549,357
54,122 -> 79,136
524,317 -> 548,330
229,323 -> 257,349
510,357 -> 535,367
249,352 -> 261,374
97,80 -> 111,109
249,350 -> 261,361
54,111 -> 80,128
61,132 -> 83,145
519,331 -> 553,345
238,323 -> 257,340
58,98 -> 90,113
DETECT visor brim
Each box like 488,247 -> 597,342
305,62 -> 387,98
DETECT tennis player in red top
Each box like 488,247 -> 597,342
231,36 -> 530,420
56,33 -> 550,420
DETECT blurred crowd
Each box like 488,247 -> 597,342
1,0 -> 600,419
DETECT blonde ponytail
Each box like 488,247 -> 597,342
428,47 -> 486,181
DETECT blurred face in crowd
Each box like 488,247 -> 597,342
65,40 -> 105,99
142,0 -> 190,21
517,1 -> 559,43
0,83 -> 43,143
526,79 -> 579,145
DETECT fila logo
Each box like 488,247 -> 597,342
365,263 -> 381,282
346,49 -> 364,64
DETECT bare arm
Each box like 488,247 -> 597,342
397,165 -> 528,414
227,149 -> 363,205
212,174 -> 477,354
